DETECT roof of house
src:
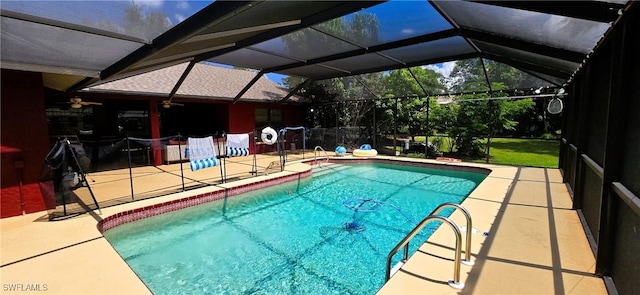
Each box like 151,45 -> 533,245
84,62 -> 304,103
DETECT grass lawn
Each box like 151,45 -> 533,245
388,136 -> 560,168
473,138 -> 560,168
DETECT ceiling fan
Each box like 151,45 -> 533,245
68,97 -> 102,109
161,100 -> 184,109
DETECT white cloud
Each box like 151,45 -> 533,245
425,61 -> 456,78
175,14 -> 186,23
401,28 -> 414,35
134,0 -> 164,9
176,0 -> 189,10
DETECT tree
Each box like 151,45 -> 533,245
450,58 -> 524,93
85,3 -> 172,41
384,67 -> 444,141
430,102 -> 457,151
447,59 -> 538,158
124,4 -> 172,40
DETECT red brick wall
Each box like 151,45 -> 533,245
1,70 -> 51,218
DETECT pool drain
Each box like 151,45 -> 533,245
343,220 -> 366,232
342,198 -> 416,232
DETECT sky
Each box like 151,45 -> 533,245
264,62 -> 457,87
266,73 -> 287,86
425,62 -> 456,79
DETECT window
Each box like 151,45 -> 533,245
46,106 -> 94,137
118,110 -> 149,138
255,108 -> 283,129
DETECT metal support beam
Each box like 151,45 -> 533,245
353,76 -> 381,149
406,67 -> 432,157
354,76 -> 381,100
279,79 -> 313,103
406,67 -> 429,98
480,58 -> 494,163
100,1 -> 251,81
233,71 -> 264,103
373,99 -> 377,149
394,97 -> 398,155
168,60 -> 196,101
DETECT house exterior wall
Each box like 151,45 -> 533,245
228,102 -> 307,154
228,102 -> 256,134
1,70 -> 51,218
0,70 -> 307,218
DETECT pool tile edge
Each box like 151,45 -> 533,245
98,169 -> 312,233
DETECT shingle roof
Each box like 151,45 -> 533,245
84,62 -> 303,102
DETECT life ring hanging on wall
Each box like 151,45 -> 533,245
261,127 -> 278,145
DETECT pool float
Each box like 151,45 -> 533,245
353,144 -> 377,157
261,127 -> 277,145
436,157 -> 462,162
335,146 -> 347,156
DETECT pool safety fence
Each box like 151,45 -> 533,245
41,133 -> 299,219
278,126 -> 307,163
220,130 -> 258,183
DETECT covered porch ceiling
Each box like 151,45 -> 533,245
0,0 -> 631,94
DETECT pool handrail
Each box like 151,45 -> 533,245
385,214 -> 465,289
429,202 -> 474,266
313,146 -> 329,166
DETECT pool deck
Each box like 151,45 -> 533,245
0,155 -> 605,294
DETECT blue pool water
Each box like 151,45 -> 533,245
104,163 -> 486,294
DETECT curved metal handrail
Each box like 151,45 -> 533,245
385,215 -> 465,289
313,146 -> 329,166
430,202 -> 474,266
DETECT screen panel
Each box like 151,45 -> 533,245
437,1 -> 610,54
1,17 -> 144,74
312,0 -> 453,47
209,48 -> 299,70
250,28 -> 361,61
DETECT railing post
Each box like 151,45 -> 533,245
126,137 -> 135,201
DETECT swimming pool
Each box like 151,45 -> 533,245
104,163 -> 487,294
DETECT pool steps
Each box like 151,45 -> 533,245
311,163 -> 350,177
